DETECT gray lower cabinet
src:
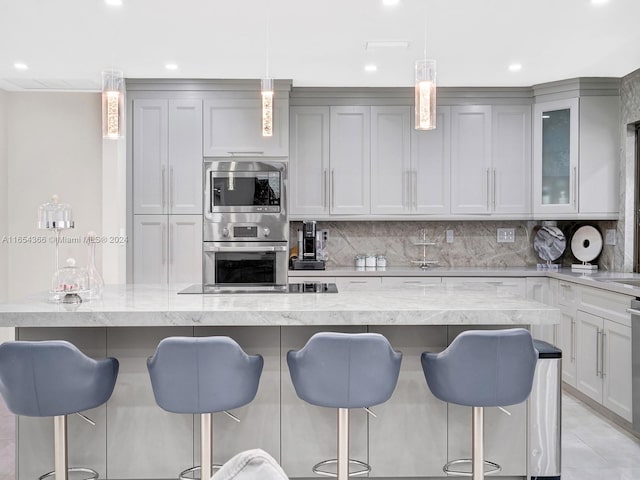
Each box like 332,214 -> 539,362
106,327 -> 194,479
368,326 -> 448,477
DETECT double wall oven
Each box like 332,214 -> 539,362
203,159 -> 288,292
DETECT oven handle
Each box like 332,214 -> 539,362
627,308 -> 640,316
204,245 -> 287,253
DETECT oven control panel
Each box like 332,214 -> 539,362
219,225 -> 276,240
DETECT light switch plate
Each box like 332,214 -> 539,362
605,229 -> 616,245
497,228 -> 515,243
446,230 -> 454,243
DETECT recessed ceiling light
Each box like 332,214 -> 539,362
365,64 -> 378,72
13,62 -> 28,71
165,63 -> 178,71
365,41 -> 409,50
105,0 -> 123,6
382,0 -> 400,6
508,63 -> 522,72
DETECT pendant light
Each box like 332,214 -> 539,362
261,78 -> 274,137
261,1 -> 274,137
414,11 -> 436,131
101,69 -> 124,139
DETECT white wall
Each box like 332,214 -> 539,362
6,92 -> 103,300
0,90 -> 8,303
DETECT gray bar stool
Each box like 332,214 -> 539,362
0,340 -> 119,480
287,332 -> 402,480
421,328 -> 538,480
147,336 -> 263,480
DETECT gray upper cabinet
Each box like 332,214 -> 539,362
289,106 -> 330,216
133,99 -> 168,215
289,105 -> 371,217
451,106 -> 492,214
492,105 -> 531,215
412,106 -> 451,215
370,105 -> 451,215
533,93 -> 619,219
133,99 -> 203,215
330,106 -> 371,215
451,104 -> 531,216
371,106 -> 411,215
203,98 -> 289,157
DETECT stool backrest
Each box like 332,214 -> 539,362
287,332 -> 402,408
0,340 -> 119,417
147,336 -> 264,414
421,328 -> 538,407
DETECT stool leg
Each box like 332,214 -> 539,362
472,406 -> 483,480
200,413 -> 213,480
53,415 -> 68,480
337,408 -> 349,480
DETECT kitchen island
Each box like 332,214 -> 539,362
0,284 -> 560,480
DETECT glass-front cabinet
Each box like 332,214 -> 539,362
533,98 -> 579,215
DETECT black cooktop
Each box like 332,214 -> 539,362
288,282 -> 338,293
177,283 -> 338,294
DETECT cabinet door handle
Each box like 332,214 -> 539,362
161,165 -> 166,209
331,169 -> 335,211
169,223 -> 174,266
161,223 -> 166,265
413,171 -> 418,209
492,168 -> 497,211
601,331 -> 607,378
570,319 -> 576,362
323,169 -> 327,209
486,168 -> 491,211
169,166 -> 174,210
402,170 -> 407,209
572,166 -> 577,207
596,328 -> 601,377
228,151 -> 264,156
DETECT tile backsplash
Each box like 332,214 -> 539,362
290,220 -> 617,270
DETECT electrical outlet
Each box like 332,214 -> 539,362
446,230 -> 454,243
322,230 -> 329,241
605,229 -> 616,246
497,228 -> 515,243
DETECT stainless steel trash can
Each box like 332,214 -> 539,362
529,339 -> 561,480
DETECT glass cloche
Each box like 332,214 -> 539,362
38,194 -> 74,230
50,258 -> 88,303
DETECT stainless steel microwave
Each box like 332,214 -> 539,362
204,160 -> 286,214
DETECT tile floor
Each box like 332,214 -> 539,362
562,394 -> 640,480
0,392 -> 638,480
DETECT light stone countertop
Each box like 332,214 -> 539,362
0,283 -> 560,328
289,266 -> 640,297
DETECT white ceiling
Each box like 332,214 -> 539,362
1,0 -> 640,91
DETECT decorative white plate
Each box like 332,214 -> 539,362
571,225 -> 603,263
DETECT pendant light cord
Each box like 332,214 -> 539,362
265,0 -> 270,78
423,7 -> 427,61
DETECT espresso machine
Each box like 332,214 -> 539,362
291,221 -> 325,270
